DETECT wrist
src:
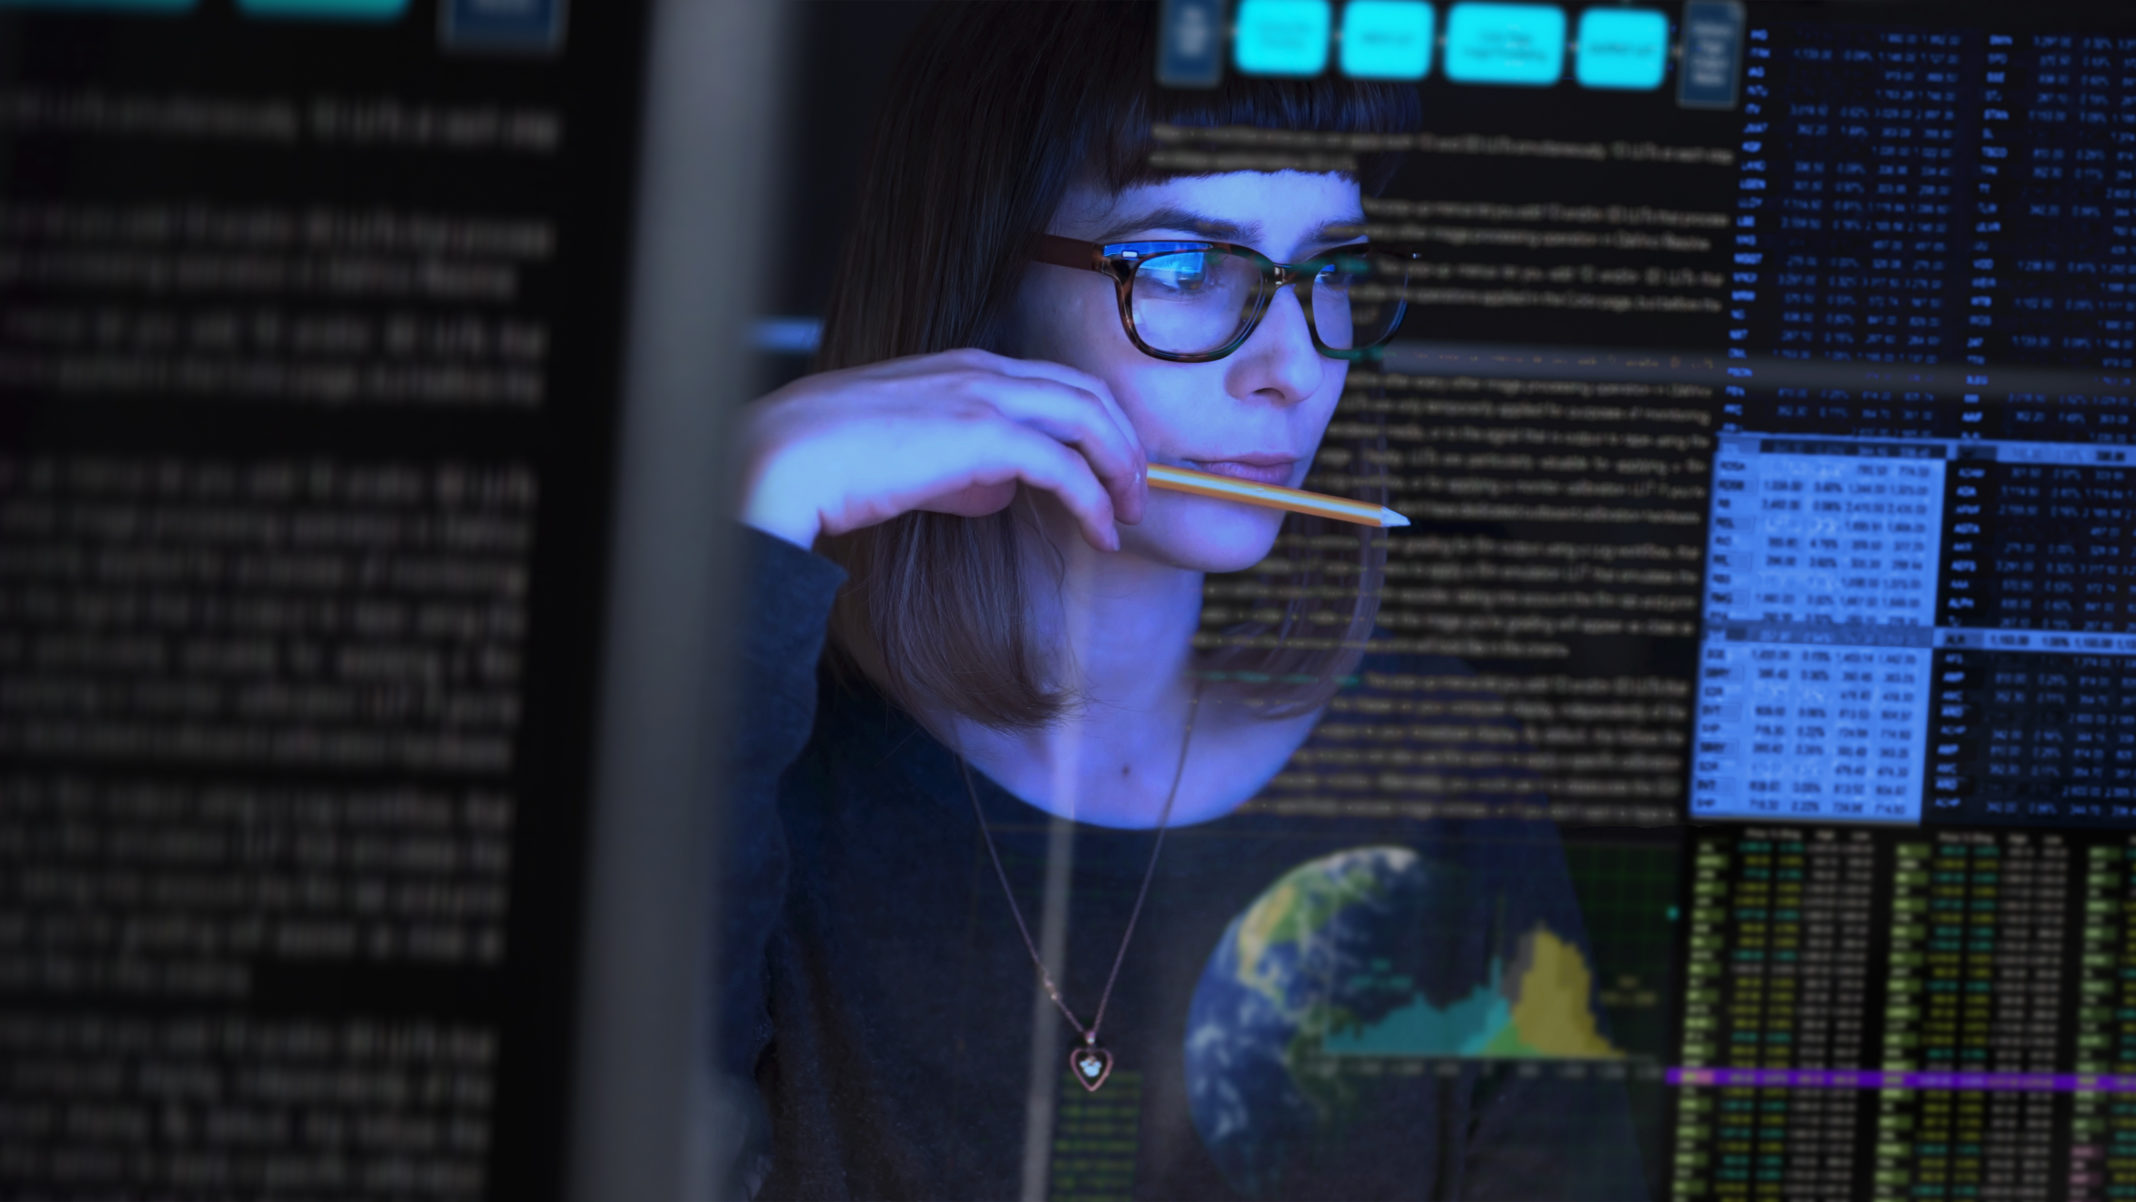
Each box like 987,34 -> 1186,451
739,443 -> 824,551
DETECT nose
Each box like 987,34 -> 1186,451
1224,280 -> 1326,405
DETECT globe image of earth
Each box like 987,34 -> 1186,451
1183,845 -> 1461,1197
1186,845 -> 1629,1198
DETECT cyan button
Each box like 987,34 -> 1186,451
1234,0 -> 1332,77
1444,2 -> 1566,86
1340,0 -> 1434,80
1576,8 -> 1667,90
238,0 -> 405,17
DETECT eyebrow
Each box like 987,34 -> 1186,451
1092,205 -> 1369,251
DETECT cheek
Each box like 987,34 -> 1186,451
1014,276 -> 1130,370
1108,352 -> 1248,455
1115,368 -> 1193,449
1290,373 -> 1350,478
1306,366 -> 1349,440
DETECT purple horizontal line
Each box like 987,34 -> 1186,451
1668,1067 -> 2134,1093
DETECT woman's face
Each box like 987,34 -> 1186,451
1011,170 -> 1364,574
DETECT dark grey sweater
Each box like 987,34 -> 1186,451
718,525 -> 1649,1200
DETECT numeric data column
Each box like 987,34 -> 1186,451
1673,829 -> 1883,1200
2069,839 -> 2136,1202
1875,833 -> 2070,1200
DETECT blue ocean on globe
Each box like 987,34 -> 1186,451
1184,845 -> 1480,1199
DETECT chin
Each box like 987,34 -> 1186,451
1127,492 -> 1288,573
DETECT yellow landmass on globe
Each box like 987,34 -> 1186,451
1485,928 -> 1624,1059
1235,880 -> 1294,997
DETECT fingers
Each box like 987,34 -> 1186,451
959,382 -> 1143,528
868,350 -> 1148,524
815,348 -> 1154,545
971,422 -> 1122,552
967,354 -> 1147,481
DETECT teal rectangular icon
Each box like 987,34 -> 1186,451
1576,8 -> 1667,89
1340,0 -> 1434,79
1444,2 -> 1566,86
1234,0 -> 1332,76
237,0 -> 405,18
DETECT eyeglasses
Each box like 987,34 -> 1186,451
1029,234 -> 1415,363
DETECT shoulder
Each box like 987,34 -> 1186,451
777,658 -> 948,823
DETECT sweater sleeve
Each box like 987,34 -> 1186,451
710,524 -> 847,1199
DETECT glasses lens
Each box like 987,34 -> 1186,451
1311,250 -> 1408,351
1128,248 -> 1262,356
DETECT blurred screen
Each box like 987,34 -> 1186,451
0,1 -> 653,1198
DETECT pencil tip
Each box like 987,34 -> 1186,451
1382,508 -> 1409,528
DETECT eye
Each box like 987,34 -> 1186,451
1140,251 -> 1218,294
1316,256 -> 1368,290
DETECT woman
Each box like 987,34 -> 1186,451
724,4 -> 1647,1198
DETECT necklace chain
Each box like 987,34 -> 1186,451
959,676 -> 1204,1047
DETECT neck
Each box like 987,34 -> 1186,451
1025,527 -> 1204,720
939,500 -> 1207,827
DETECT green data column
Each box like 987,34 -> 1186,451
1872,841 -> 1931,1201
1672,828 -> 1877,1200
1874,833 -> 2068,1202
2068,840 -> 2132,1202
1788,829 -> 1875,1194
1672,837 -> 1730,1200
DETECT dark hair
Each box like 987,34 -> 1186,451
815,0 -> 1417,730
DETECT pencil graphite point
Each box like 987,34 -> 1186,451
1381,508 -> 1409,528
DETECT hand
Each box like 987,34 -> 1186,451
738,348 -> 1149,552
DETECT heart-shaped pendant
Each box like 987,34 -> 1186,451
1069,1044 -> 1114,1093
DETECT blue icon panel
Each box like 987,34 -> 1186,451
1444,3 -> 1566,86
1158,0 -> 1226,87
442,0 -> 565,49
1678,0 -> 1746,108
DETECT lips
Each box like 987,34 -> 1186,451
1181,457 -> 1298,487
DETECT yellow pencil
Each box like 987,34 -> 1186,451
1145,463 -> 1409,528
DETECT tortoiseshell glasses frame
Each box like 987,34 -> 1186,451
1028,233 -> 1415,363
